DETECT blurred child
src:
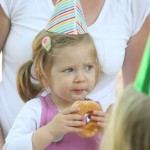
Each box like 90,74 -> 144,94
101,85 -> 150,150
100,35 -> 150,150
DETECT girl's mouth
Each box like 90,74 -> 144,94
72,89 -> 86,94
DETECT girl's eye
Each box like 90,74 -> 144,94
84,65 -> 93,71
64,68 -> 74,73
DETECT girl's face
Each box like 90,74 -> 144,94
48,42 -> 98,105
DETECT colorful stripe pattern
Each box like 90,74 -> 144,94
46,0 -> 87,34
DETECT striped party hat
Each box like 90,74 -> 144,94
45,0 -> 88,34
134,35 -> 150,96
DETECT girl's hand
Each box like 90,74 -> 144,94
90,104 -> 113,131
46,107 -> 85,139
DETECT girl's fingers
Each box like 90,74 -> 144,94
62,107 -> 80,115
92,111 -> 111,120
91,116 -> 103,121
67,120 -> 85,127
66,114 -> 84,121
68,127 -> 84,133
97,122 -> 108,128
91,115 -> 110,122
62,108 -> 85,121
93,111 -> 106,117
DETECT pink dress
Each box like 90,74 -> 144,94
40,95 -> 101,150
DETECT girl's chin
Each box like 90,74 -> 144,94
71,96 -> 86,101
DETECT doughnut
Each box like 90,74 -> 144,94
72,100 -> 102,138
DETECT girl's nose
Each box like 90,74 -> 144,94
74,71 -> 86,83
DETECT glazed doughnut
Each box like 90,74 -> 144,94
72,100 -> 102,138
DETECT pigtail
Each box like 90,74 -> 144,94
16,60 -> 43,102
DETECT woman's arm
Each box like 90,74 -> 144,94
0,5 -> 10,52
122,14 -> 150,87
0,5 -> 11,148
0,125 -> 4,150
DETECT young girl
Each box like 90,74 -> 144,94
3,30 -> 105,150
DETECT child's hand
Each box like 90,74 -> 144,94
46,107 -> 85,139
90,104 -> 113,132
91,110 -> 110,129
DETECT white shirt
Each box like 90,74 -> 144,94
0,0 -> 150,139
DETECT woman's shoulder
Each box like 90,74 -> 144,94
107,0 -> 150,35
129,0 -> 150,35
108,0 -> 150,11
0,0 -> 50,19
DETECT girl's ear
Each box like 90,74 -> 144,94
35,68 -> 49,87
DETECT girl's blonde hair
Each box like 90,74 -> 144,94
17,30 -> 102,102
101,85 -> 150,150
